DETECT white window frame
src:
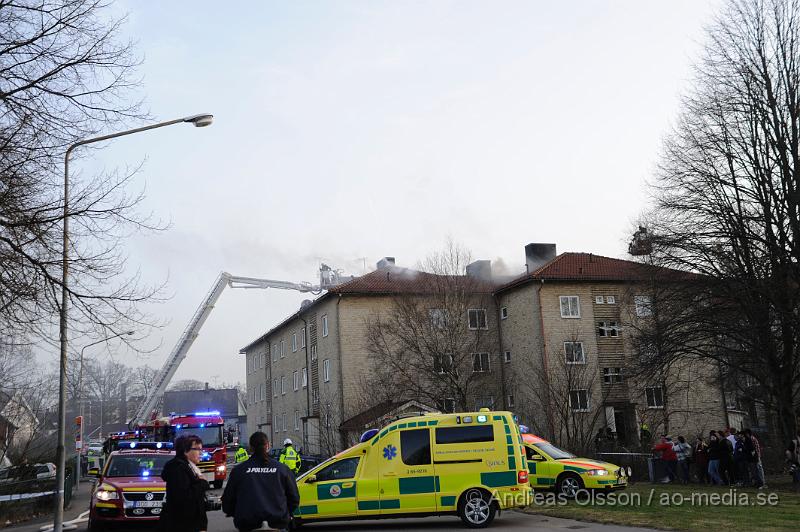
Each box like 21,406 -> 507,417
559,296 -> 581,318
595,296 -> 604,304
597,321 -> 620,338
323,359 -> 330,382
602,367 -> 624,384
500,307 -> 508,320
261,352 -> 266,368
300,328 -> 306,348
310,344 -> 317,361
293,370 -> 299,391
272,344 -> 278,362
294,410 -> 300,430
292,333 -> 297,352
283,413 -> 287,432
472,352 -> 490,373
646,386 -> 665,409
434,354 -> 454,374
322,315 -> 329,337
260,383 -> 265,401
606,295 -> 616,304
280,340 -> 285,358
504,350 -> 512,363
429,308 -> 449,329
281,375 -> 286,395
467,309 -> 488,330
273,379 -> 278,398
569,389 -> 590,412
564,341 -> 586,364
302,367 -> 308,388
635,295 -> 653,317
274,414 -> 278,431
507,394 -> 515,408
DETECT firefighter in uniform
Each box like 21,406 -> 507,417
235,445 -> 249,464
278,438 -> 301,475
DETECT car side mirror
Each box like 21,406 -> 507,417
306,475 -> 317,483
88,468 -> 100,476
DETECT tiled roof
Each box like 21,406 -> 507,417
329,266 -> 497,295
497,252 -> 688,292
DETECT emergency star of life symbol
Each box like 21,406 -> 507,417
329,485 -> 341,497
145,492 -> 154,501
383,444 -> 397,460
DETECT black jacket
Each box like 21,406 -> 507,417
157,456 -> 209,532
222,455 -> 300,531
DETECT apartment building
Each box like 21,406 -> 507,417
496,248 -> 730,446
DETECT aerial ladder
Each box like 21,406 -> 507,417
130,265 -> 347,427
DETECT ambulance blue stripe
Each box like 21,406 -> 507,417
480,471 -> 517,487
294,505 -> 318,515
441,495 -> 456,507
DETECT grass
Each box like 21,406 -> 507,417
522,477 -> 800,531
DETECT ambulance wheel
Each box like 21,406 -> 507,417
458,488 -> 496,528
212,480 -> 223,489
557,473 -> 584,498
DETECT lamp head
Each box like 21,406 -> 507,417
184,114 -> 214,127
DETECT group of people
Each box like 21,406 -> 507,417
157,432 -> 302,532
651,428 -> 766,488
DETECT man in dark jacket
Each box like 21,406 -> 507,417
222,431 -> 300,532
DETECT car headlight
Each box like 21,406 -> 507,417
617,467 -> 626,477
585,469 -> 609,476
627,466 -> 633,477
95,489 -> 119,501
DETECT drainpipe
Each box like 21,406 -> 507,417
335,295 -> 346,450
536,280 -> 556,439
300,315 -> 313,453
493,293 -> 507,409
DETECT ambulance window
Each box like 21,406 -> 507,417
435,425 -> 494,444
401,429 -> 431,465
315,457 -> 360,481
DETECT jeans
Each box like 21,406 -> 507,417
664,460 -> 677,481
748,461 -> 765,487
708,459 -> 723,485
678,459 -> 690,483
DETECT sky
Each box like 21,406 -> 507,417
67,0 -> 722,388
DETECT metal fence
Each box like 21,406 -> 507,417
595,452 -> 653,482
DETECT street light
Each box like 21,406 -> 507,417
54,113 -> 213,532
74,330 -> 134,481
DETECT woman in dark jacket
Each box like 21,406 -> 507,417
158,435 -> 209,532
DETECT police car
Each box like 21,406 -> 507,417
522,433 -> 630,497
87,442 -> 173,532
294,409 -> 531,529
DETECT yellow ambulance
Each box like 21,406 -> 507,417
293,410 -> 531,528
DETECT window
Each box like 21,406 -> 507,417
433,354 -> 454,374
597,321 -> 620,337
401,429 -> 431,465
429,308 -> 449,329
635,295 -> 653,317
323,359 -> 330,382
294,411 -> 300,430
603,367 -> 624,384
467,309 -> 488,330
322,315 -> 329,337
472,352 -> 490,372
293,370 -> 299,391
291,333 -> 297,352
273,414 -> 278,430
273,379 -> 278,398
500,307 -> 508,320
437,398 -> 456,413
606,295 -> 616,304
312,388 -> 319,404
315,457 -> 360,482
474,395 -> 495,410
300,328 -> 306,348
569,389 -> 590,412
272,344 -> 278,362
280,340 -> 285,358
504,351 -> 511,363
559,296 -> 580,318
260,383 -> 265,401
646,386 -> 665,409
281,376 -> 286,395
564,342 -> 585,364
282,413 -> 287,432
302,367 -> 308,388
507,394 -> 515,408
436,425 -> 494,444
260,353 -> 265,368
311,345 -> 317,361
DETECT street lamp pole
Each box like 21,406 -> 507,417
54,113 -> 213,532
75,331 -> 134,482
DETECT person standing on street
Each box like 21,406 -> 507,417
279,438 -> 302,475
652,436 -> 678,483
707,431 -> 724,485
222,431 -> 300,532
673,436 -> 692,484
158,435 -> 209,532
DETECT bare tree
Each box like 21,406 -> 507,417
168,379 -> 207,392
363,243 -> 503,414
0,0 -> 162,346
642,0 -> 800,443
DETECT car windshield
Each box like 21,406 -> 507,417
536,442 -> 576,460
105,455 -> 171,478
175,426 -> 222,447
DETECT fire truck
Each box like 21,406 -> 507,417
138,412 -> 227,488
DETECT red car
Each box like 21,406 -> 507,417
88,443 -> 173,531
